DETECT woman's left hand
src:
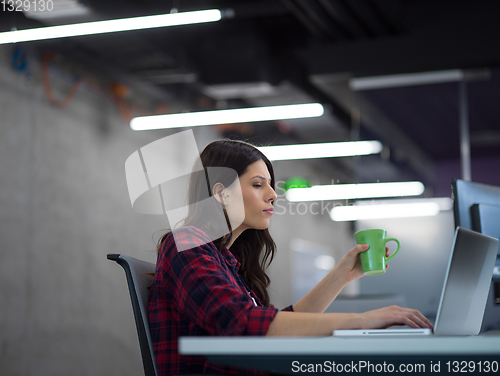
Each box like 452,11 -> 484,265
335,245 -> 390,283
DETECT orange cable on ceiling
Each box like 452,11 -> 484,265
40,51 -> 168,123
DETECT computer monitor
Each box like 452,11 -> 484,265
452,179 -> 500,314
452,179 -> 500,276
452,179 -> 500,234
453,178 -> 500,234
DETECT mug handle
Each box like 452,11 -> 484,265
384,238 -> 401,262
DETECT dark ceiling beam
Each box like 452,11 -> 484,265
279,0 -> 325,39
293,0 -> 351,41
298,3 -> 500,78
369,0 -> 402,34
275,55 -> 352,130
291,75 -> 352,129
82,0 -> 161,18
227,1 -> 289,18
318,0 -> 369,39
343,0 -> 392,36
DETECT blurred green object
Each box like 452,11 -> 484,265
284,176 -> 312,191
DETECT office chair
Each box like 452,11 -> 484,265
107,254 -> 158,376
108,253 -> 236,376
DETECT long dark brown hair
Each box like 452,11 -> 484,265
158,139 -> 277,307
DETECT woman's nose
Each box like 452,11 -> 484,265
267,187 -> 277,202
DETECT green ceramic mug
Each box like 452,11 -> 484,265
354,229 -> 401,275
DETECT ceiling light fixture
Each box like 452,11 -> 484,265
349,69 -> 490,91
330,202 -> 439,221
0,9 -> 222,45
130,103 -> 324,131
286,181 -> 425,202
258,140 -> 382,161
329,198 -> 452,221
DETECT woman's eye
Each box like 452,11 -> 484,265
253,184 -> 262,188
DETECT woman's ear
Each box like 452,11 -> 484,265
212,182 -> 227,205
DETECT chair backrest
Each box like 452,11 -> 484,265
108,253 -> 158,376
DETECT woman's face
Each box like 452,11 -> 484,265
225,159 -> 277,234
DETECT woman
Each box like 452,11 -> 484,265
148,139 -> 432,375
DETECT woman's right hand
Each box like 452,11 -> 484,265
266,306 -> 433,337
358,305 -> 433,330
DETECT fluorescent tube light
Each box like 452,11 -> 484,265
350,70 -> 463,91
329,197 -> 452,221
257,140 -> 382,161
130,103 -> 324,131
0,9 -> 222,45
330,202 -> 440,221
349,69 -> 490,91
286,181 -> 425,202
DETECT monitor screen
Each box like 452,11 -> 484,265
452,179 -> 500,230
452,179 -> 500,280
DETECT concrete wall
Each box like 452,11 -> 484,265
0,45 -> 217,376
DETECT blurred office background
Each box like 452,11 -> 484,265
1,0 -> 500,375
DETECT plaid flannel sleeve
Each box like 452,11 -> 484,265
243,306 -> 278,335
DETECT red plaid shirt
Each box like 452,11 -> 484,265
148,226 -> 293,376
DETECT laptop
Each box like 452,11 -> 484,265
334,227 -> 499,337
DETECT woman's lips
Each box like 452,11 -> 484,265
264,208 -> 274,215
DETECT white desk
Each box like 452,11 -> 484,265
180,336 -> 500,375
